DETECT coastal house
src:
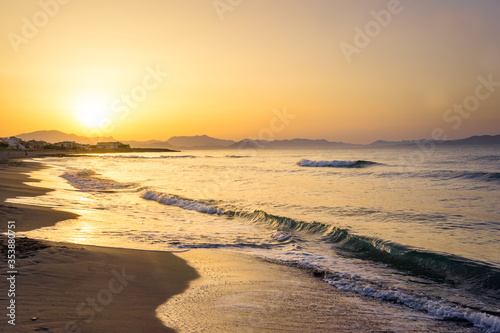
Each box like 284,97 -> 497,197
0,137 -> 8,148
6,137 -> 26,150
8,137 -> 20,146
26,140 -> 48,150
74,143 -> 90,150
97,141 -> 122,149
54,141 -> 76,149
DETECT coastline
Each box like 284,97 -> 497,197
0,153 -> 199,332
0,160 -> 79,232
0,237 -> 198,332
0,152 -> 484,332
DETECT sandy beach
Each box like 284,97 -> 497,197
0,152 -> 482,332
1,153 -> 199,332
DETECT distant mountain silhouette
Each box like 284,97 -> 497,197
13,131 -> 500,149
369,135 -> 500,147
369,139 -> 443,147
440,135 -> 500,145
122,135 -> 232,149
229,138 -> 355,149
167,135 -> 234,148
16,130 -> 115,145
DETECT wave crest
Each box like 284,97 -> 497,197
142,190 -> 224,215
297,159 -> 379,168
61,169 -> 135,191
106,155 -> 195,159
138,192 -> 500,330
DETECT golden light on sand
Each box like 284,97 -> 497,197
74,93 -> 110,129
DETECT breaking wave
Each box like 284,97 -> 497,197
106,155 -> 195,159
417,170 -> 500,184
60,169 -> 135,191
139,191 -> 500,331
297,159 -> 380,168
141,190 -> 224,215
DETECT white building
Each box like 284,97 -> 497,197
54,141 -> 75,149
74,143 -> 90,150
27,140 -> 48,150
8,137 -> 20,146
97,142 -> 121,149
6,137 -> 26,150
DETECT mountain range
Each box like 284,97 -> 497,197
16,130 -> 115,146
13,130 -> 500,150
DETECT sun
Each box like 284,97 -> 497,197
74,93 -> 110,128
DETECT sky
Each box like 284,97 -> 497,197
0,0 -> 499,144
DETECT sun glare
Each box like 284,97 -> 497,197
74,94 -> 110,128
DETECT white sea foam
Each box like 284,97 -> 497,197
258,252 -> 500,333
324,274 -> 500,332
142,190 -> 224,215
297,159 -> 358,167
61,169 -> 135,191
106,155 -> 195,159
271,231 -> 291,242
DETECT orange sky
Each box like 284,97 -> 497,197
1,0 -> 499,144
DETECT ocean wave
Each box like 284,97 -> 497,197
297,159 -> 380,168
234,210 -> 500,293
380,170 -> 500,184
267,257 -> 500,333
177,243 -> 271,249
471,155 -> 500,162
271,231 -> 292,242
454,171 -> 500,182
225,155 -> 250,158
139,190 -> 500,293
61,169 -> 135,191
422,170 -> 500,184
141,190 -> 224,215
138,191 -> 500,329
106,155 -> 195,159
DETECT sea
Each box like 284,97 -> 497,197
10,145 -> 500,332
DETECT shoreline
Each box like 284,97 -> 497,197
0,152 -> 484,332
0,237 -> 198,332
0,149 -> 81,164
0,160 -> 79,232
0,153 -> 199,332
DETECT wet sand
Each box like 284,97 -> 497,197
0,155 -> 198,332
0,237 -> 198,332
